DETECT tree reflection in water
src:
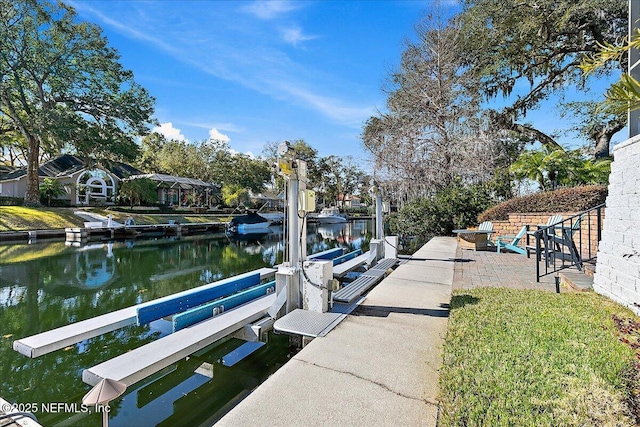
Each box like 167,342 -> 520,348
0,220 -> 372,426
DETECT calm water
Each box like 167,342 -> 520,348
0,220 -> 373,426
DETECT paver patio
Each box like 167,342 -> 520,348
453,247 -> 568,291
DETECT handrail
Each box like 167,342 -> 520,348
530,203 -> 605,282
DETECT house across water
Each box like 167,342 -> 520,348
0,154 -> 219,207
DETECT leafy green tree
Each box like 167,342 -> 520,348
316,155 -> 370,208
458,0 -> 626,150
559,101 -> 625,159
136,132 -> 166,172
510,147 -> 611,190
390,181 -> 493,252
117,178 -> 158,207
226,154 -> 272,193
222,183 -> 249,208
0,0 -> 156,206
140,136 -> 270,194
39,177 -> 66,206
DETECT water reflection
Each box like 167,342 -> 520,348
0,220 -> 373,426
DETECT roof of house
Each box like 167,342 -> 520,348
0,164 -> 16,176
128,173 -> 218,189
0,154 -> 142,181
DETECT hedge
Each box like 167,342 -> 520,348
478,185 -> 608,222
0,196 -> 23,206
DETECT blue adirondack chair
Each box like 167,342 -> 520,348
496,226 -> 528,255
478,221 -> 494,245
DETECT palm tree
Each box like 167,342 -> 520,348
581,28 -> 640,115
39,178 -> 67,206
510,149 -> 549,190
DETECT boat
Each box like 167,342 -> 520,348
317,207 -> 347,224
258,212 -> 285,225
227,212 -> 272,234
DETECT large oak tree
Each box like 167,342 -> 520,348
0,0 -> 156,205
458,0 -> 627,156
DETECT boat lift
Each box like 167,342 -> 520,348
11,141 -> 398,392
270,144 -> 398,342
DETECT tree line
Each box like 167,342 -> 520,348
1,0 -> 627,216
0,1 -> 370,208
363,0 -> 626,246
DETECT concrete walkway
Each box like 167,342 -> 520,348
217,236 -> 458,427
73,210 -> 123,226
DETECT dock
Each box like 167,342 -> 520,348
13,267 -> 276,358
0,229 -> 65,243
0,222 -> 228,244
65,221 -> 227,243
83,293 -> 276,386
217,237 -> 457,427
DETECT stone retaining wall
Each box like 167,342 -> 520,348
593,136 -> 640,316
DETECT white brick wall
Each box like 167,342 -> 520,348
594,136 -> 640,315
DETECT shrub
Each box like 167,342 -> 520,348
478,185 -> 608,221
117,178 -> 158,207
0,196 -> 23,206
343,206 -> 371,215
391,181 -> 494,252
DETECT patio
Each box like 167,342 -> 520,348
453,247 -> 594,292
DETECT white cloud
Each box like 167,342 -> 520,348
153,122 -> 186,141
281,26 -> 318,47
228,147 -> 256,158
209,128 -> 231,143
241,1 -> 300,20
77,1 -> 373,128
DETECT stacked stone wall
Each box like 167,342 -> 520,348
593,136 -> 640,316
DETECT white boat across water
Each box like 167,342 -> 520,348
317,207 -> 347,224
228,212 -> 271,234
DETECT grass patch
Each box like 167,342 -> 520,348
439,288 -> 640,427
0,206 -> 85,231
0,206 -> 231,231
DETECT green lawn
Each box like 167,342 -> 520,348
439,288 -> 640,427
0,206 -> 230,231
0,206 -> 85,231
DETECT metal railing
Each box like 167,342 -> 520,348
527,203 -> 605,282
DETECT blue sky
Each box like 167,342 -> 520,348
69,0 -> 443,159
68,0 -> 626,161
